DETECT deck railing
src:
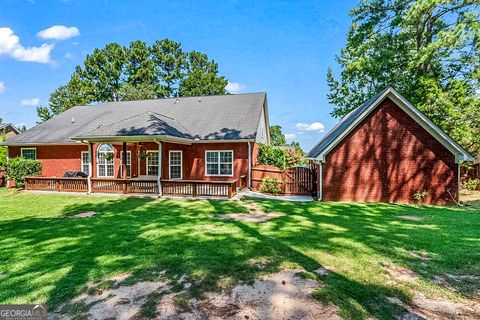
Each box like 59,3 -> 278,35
25,177 -> 88,192
24,176 -> 240,198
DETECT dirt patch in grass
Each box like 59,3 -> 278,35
217,201 -> 286,223
73,211 -> 99,218
50,270 -> 339,320
383,263 -> 418,282
398,215 -> 424,221
218,212 -> 285,222
402,293 -> 480,320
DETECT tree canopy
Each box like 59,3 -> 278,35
37,39 -> 228,122
327,0 -> 480,157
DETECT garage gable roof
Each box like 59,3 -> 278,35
307,87 -> 474,162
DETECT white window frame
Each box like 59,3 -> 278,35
97,144 -> 114,178
169,150 -> 183,180
81,151 -> 90,175
205,150 -> 234,177
21,147 -> 37,160
120,151 -> 132,178
146,150 -> 159,176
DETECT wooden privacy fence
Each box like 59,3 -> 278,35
252,164 -> 317,195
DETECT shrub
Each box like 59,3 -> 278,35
413,190 -> 429,208
462,178 -> 480,192
258,144 -> 285,168
257,143 -> 306,169
6,157 -> 42,188
260,177 -> 281,195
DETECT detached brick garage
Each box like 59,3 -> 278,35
307,87 -> 474,205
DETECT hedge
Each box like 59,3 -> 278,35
6,157 -> 42,188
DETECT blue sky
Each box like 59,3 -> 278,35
0,0 -> 356,150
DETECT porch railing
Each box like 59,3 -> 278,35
24,176 -> 240,198
25,177 -> 88,192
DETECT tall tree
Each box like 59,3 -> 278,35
179,51 -> 228,96
327,0 -> 480,156
269,125 -> 287,146
37,39 -> 228,122
151,39 -> 185,97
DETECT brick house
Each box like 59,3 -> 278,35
2,93 -> 270,197
307,87 -> 474,205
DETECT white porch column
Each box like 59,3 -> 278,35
248,142 -> 252,189
155,140 -> 162,196
87,142 -> 93,194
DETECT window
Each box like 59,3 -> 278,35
97,143 -> 114,177
205,150 -> 233,176
169,151 -> 182,179
81,151 -> 90,175
120,151 -> 132,177
21,148 -> 36,160
146,151 -> 159,176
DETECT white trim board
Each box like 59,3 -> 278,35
313,87 -> 474,163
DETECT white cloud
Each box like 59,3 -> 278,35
285,133 -> 296,140
37,25 -> 80,40
0,81 -> 5,94
226,81 -> 246,94
21,98 -> 40,106
0,27 -> 53,63
296,122 -> 325,133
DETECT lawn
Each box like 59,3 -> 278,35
0,188 -> 479,319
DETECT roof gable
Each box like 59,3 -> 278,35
307,87 -> 474,162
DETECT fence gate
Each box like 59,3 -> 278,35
252,163 -> 317,195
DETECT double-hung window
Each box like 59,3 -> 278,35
21,148 -> 36,160
146,151 -> 159,176
169,151 -> 182,179
81,151 -> 90,175
205,150 -> 233,176
120,151 -> 132,177
97,144 -> 114,177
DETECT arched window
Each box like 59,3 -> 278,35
97,143 -> 114,177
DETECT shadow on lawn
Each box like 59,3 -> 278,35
0,196 -> 478,320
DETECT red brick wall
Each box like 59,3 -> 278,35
321,98 -> 458,205
138,142 -> 252,181
9,142 -> 257,182
9,145 -> 88,177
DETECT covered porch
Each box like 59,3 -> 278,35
24,135 -> 251,198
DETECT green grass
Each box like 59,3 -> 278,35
0,189 -> 479,319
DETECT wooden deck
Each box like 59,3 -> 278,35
24,176 -> 247,198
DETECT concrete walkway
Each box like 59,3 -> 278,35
235,190 -> 314,202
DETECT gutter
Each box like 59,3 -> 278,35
248,142 -> 252,189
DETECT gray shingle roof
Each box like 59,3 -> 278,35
307,88 -> 389,159
3,92 -> 267,145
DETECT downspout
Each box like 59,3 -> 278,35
87,142 -> 93,194
154,140 -> 162,196
457,163 -> 461,204
248,142 -> 252,189
316,160 -> 323,201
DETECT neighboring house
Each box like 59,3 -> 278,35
2,93 -> 270,197
307,87 -> 474,205
0,123 -> 21,139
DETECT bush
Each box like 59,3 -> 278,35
6,157 -> 42,188
462,178 -> 480,192
413,190 -> 429,208
260,177 -> 281,195
257,144 -> 306,169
